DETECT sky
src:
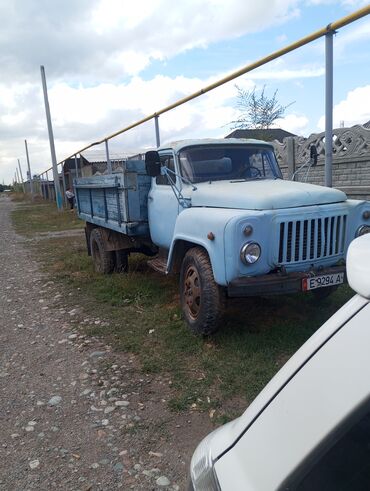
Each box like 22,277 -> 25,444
0,0 -> 369,184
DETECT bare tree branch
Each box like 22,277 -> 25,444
230,85 -> 294,130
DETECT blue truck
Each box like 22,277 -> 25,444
75,138 -> 370,335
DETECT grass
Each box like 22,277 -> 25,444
11,200 -> 355,419
11,197 -> 83,235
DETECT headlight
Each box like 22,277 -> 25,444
190,432 -> 220,490
240,242 -> 261,264
356,225 -> 370,237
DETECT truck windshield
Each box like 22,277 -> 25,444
178,145 -> 282,184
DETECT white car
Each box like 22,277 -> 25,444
189,233 -> 370,491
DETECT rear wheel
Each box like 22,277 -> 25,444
180,247 -> 225,335
90,228 -> 115,274
115,250 -> 129,273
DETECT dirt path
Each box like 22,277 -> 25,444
0,195 -> 210,490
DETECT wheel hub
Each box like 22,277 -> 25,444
184,266 -> 201,319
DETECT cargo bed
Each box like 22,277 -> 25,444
74,160 -> 151,236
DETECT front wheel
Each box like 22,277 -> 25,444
180,247 -> 225,335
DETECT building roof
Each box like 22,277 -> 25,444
225,128 -> 297,142
364,120 -> 370,129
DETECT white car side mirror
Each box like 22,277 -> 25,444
347,234 -> 370,299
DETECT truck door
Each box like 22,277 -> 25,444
148,153 -> 179,250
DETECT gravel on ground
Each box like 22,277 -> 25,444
0,195 -> 212,491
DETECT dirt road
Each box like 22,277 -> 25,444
0,195 -> 209,490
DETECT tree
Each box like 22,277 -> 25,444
231,85 -> 294,130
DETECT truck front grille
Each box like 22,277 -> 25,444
278,215 -> 347,264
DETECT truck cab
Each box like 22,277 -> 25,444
145,138 -> 370,334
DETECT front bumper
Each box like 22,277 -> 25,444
228,265 -> 347,297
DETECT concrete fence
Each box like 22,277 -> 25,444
272,124 -> 370,200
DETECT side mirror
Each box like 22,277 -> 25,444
347,234 -> 370,299
145,151 -> 161,177
310,145 -> 318,166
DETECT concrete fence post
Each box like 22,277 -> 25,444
286,137 -> 296,179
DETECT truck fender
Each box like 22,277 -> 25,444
167,236 -> 227,284
166,208 -> 240,285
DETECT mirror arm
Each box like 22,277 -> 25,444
162,167 -> 192,208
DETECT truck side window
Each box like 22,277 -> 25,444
156,156 -> 175,185
290,407 -> 370,490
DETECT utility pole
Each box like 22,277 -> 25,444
154,116 -> 160,148
16,167 -> 21,186
40,65 -> 63,210
325,30 -> 334,187
17,159 -> 25,192
24,139 -> 34,198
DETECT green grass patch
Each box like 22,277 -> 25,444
12,201 -> 355,418
12,201 -> 83,235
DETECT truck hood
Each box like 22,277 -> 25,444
189,179 -> 347,210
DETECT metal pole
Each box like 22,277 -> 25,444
46,170 -> 50,200
24,139 -> 34,198
61,163 -> 68,207
40,173 -> 44,199
74,155 -> 79,179
17,159 -> 25,192
105,140 -> 112,173
16,167 -> 20,185
40,65 -> 63,210
154,116 -> 160,148
325,31 -> 334,187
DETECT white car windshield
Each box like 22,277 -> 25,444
178,145 -> 282,184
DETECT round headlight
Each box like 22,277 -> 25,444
356,225 -> 370,237
240,242 -> 261,264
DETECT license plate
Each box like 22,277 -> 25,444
302,273 -> 344,291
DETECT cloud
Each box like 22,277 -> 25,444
249,66 -> 324,80
317,85 -> 370,130
334,19 -> 370,55
0,54 -> 325,183
307,0 -> 368,7
276,114 -> 309,135
0,0 -> 300,84
0,73 -> 243,181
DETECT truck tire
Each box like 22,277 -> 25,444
115,250 -> 129,273
90,228 -> 115,274
180,247 -> 225,336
